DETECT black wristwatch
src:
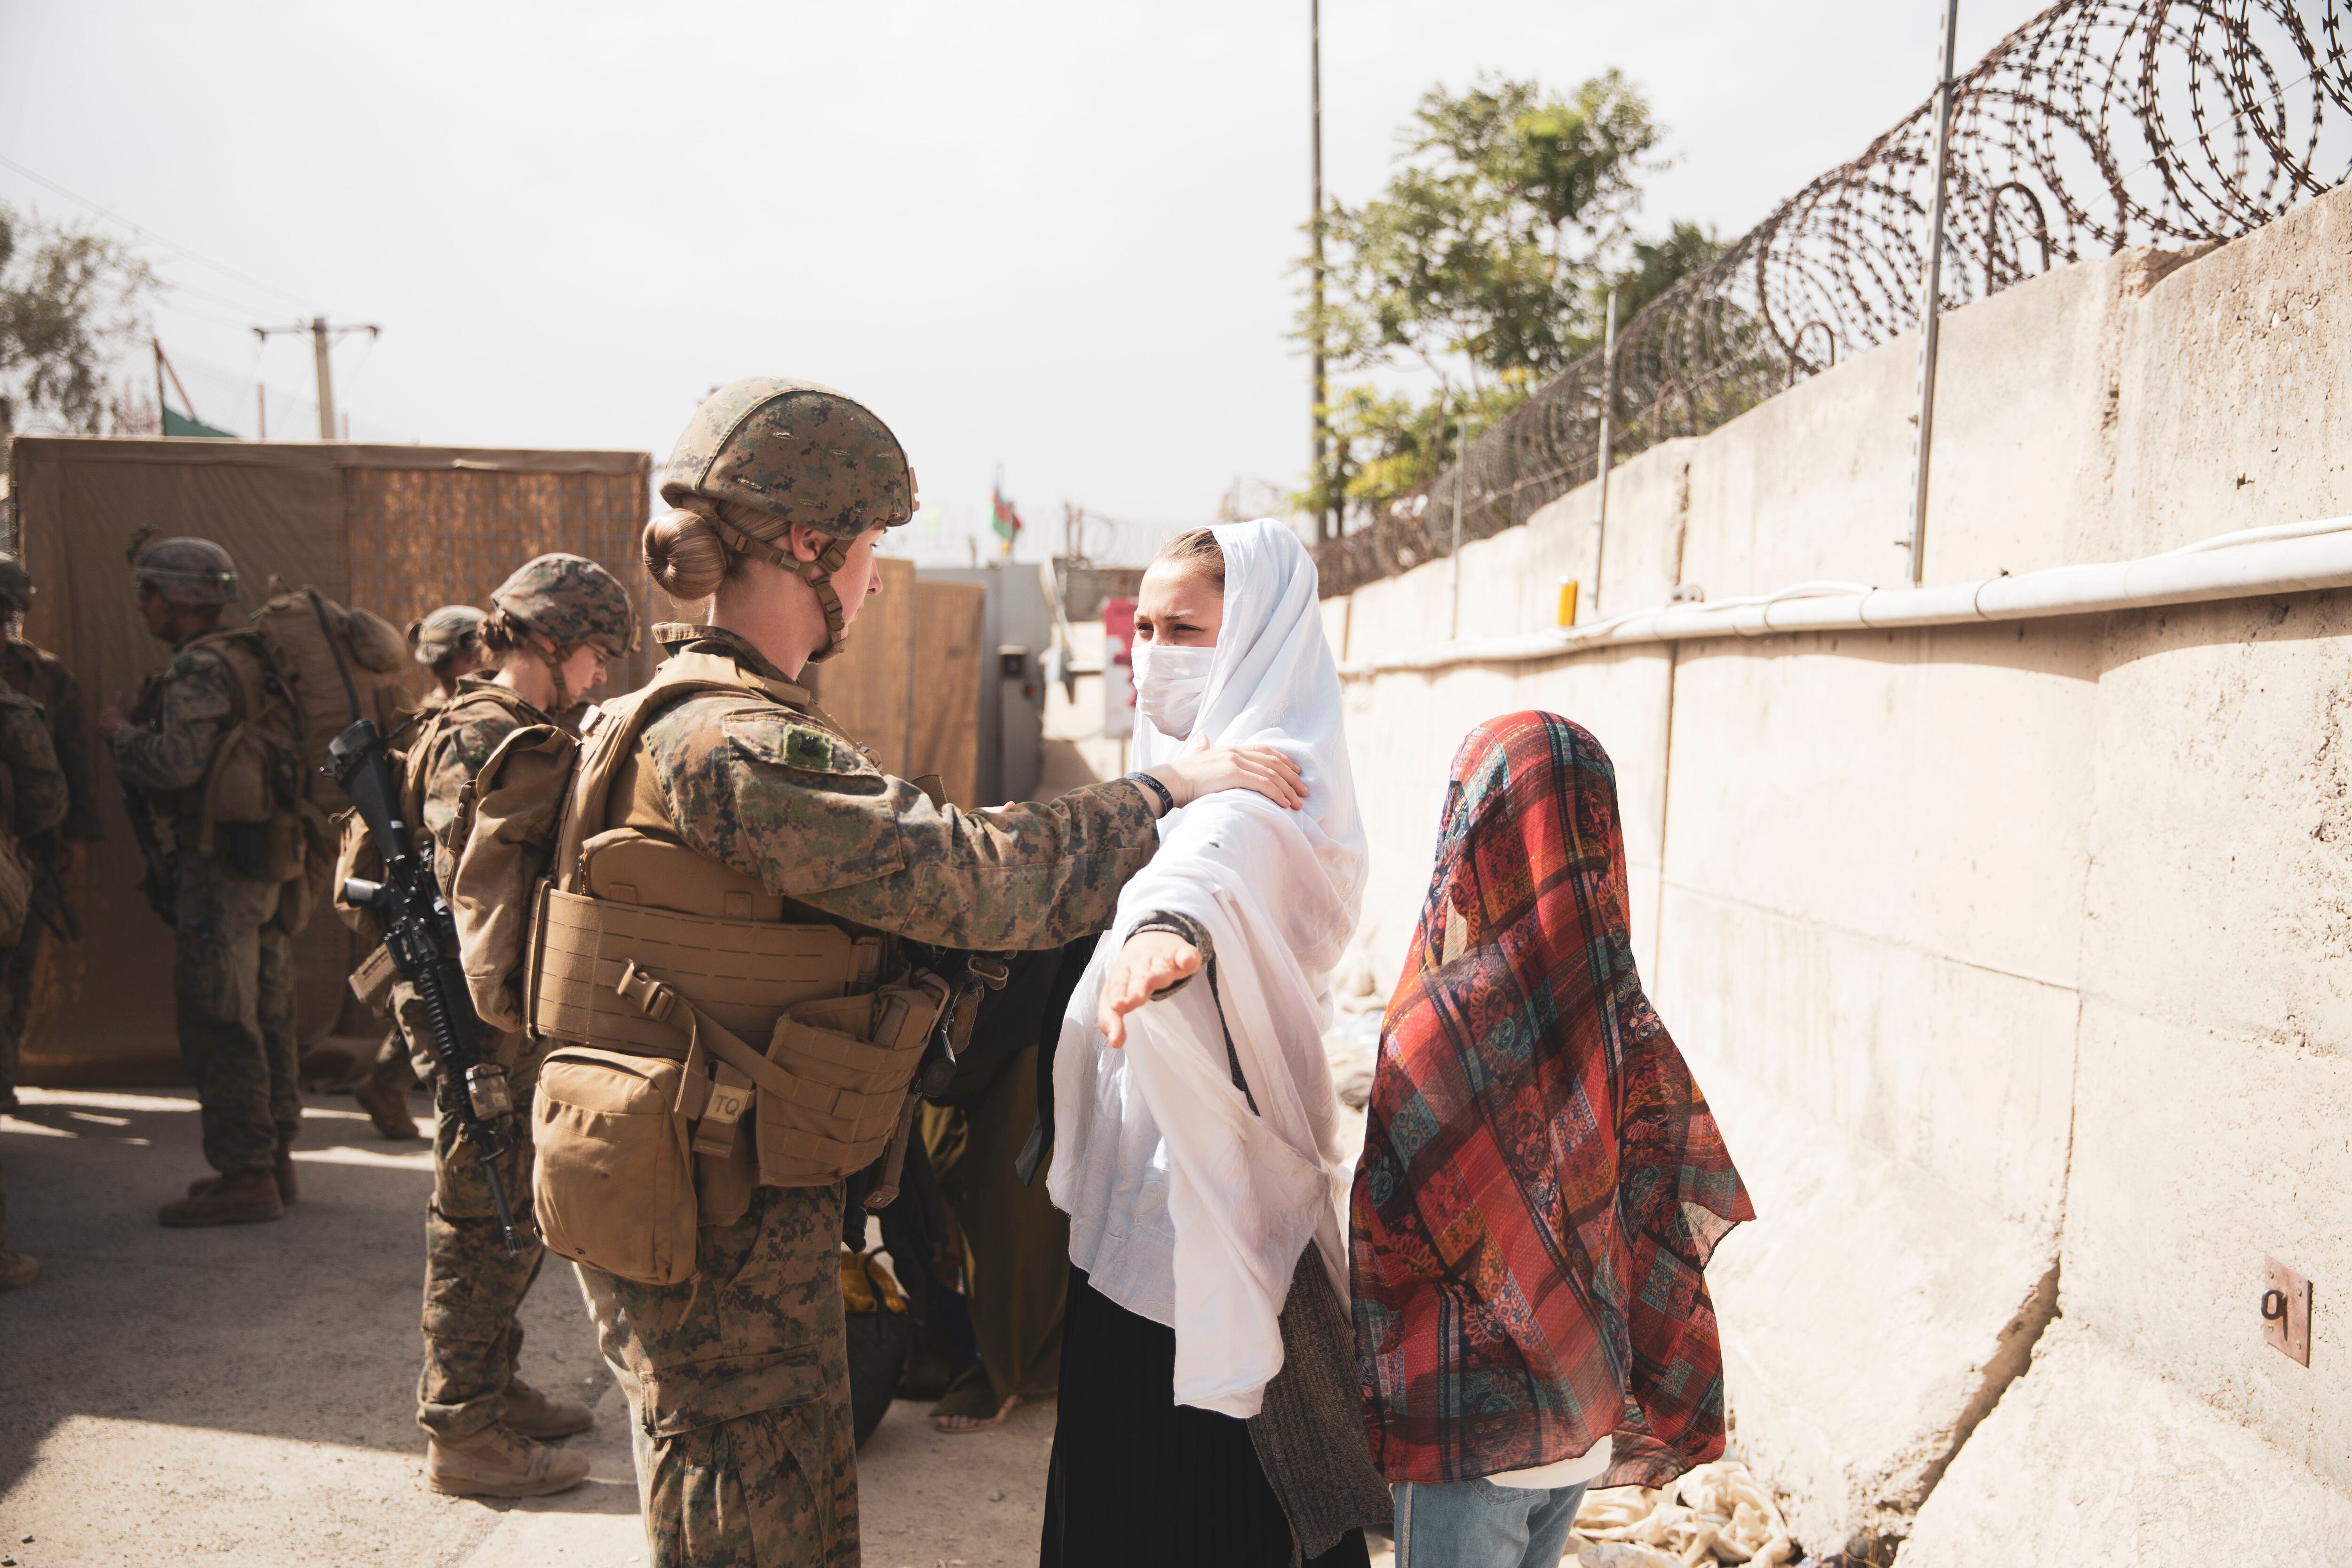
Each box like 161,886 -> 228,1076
1125,770 -> 1177,818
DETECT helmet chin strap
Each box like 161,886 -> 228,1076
539,643 -> 575,715
707,511 -> 856,663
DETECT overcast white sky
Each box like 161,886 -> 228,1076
3,0 -> 2046,560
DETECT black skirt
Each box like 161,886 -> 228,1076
1040,1264 -> 1370,1568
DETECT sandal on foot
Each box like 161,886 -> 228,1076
931,1365 -> 1019,1433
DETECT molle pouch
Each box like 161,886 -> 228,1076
533,1043 -> 700,1286
755,975 -> 946,1188
206,726 -> 273,825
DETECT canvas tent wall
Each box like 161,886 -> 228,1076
3,436 -> 652,1085
796,557 -> 985,806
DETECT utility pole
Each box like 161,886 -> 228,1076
1906,0 -> 1961,586
1592,289 -> 1619,618
253,316 -> 380,440
1309,0 -> 1332,542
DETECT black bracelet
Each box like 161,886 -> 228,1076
1125,770 -> 1176,817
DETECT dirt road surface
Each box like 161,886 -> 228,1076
0,1086 -> 1055,1568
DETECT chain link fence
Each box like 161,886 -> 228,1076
1315,0 -> 2351,597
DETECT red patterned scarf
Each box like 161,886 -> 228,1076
1350,711 -> 1753,1487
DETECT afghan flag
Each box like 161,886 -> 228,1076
990,482 -> 1024,544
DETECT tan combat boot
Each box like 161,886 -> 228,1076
503,1374 -> 595,1439
427,1423 -> 591,1498
159,1169 -> 285,1226
353,1077 -> 419,1139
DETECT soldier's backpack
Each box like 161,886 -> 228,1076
157,626 -> 317,895
249,578 -> 408,811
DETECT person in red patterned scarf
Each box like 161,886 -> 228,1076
1350,710 -> 1754,1568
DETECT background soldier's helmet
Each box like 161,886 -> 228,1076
0,555 -> 32,615
133,537 -> 241,607
408,604 -> 487,667
659,378 -> 917,541
487,554 -> 639,657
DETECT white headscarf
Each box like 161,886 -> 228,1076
1049,518 -> 1366,1418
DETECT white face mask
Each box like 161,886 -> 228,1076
1131,637 -> 1216,737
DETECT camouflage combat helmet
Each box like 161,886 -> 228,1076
658,377 -> 917,661
0,555 -> 31,616
487,553 -> 639,713
131,535 -> 240,607
408,604 -> 487,667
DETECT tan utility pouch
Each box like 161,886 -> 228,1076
608,960 -> 945,1190
759,980 -> 945,1187
533,1041 -> 700,1286
206,723 -> 273,825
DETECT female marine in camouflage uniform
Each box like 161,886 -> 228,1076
555,379 -> 1304,1568
397,558 -> 635,1498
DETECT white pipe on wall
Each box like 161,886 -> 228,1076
1338,517 -> 2352,678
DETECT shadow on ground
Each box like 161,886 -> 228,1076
0,1085 -> 635,1567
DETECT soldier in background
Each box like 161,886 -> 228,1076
409,605 -> 488,703
96,538 -> 303,1228
0,555 -> 100,1114
359,562 -> 629,1498
0,681 -> 71,1286
351,605 -> 491,1141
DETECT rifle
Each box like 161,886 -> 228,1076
333,715 -> 525,1257
120,784 -> 176,927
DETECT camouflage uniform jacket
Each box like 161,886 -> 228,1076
0,689 -> 69,844
111,635 -> 242,806
631,623 -> 1161,950
0,638 -> 99,843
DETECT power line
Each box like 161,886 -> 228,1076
0,151 -> 314,311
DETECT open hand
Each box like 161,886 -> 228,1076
1145,745 -> 1305,812
1096,931 -> 1201,1049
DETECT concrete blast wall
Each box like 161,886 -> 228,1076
1324,183 -> 2352,1559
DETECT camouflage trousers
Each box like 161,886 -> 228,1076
368,1027 -> 417,1095
0,883 -> 53,1095
579,1183 -> 857,1568
420,1075 -> 545,1439
172,853 -> 299,1173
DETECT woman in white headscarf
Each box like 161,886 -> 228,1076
1041,520 -> 1389,1568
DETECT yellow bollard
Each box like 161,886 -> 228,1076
1556,579 -> 1581,628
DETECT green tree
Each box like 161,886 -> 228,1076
1296,73 -> 1724,527
0,204 -> 157,435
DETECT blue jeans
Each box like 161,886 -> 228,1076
1393,1478 -> 1591,1568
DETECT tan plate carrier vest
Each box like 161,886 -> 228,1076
524,649 -> 945,1283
